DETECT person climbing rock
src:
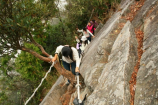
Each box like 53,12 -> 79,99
75,36 -> 88,54
52,45 -> 80,85
90,20 -> 98,35
75,36 -> 82,58
90,20 -> 98,29
76,27 -> 95,43
87,22 -> 94,34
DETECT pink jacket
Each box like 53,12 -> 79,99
87,25 -> 94,33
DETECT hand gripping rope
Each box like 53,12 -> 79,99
24,60 -> 54,105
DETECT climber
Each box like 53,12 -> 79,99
75,36 -> 82,58
75,35 -> 88,55
52,45 -> 80,85
87,22 -> 94,34
90,20 -> 98,29
90,20 -> 98,35
76,27 -> 95,43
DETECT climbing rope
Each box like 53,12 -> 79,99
24,61 -> 55,105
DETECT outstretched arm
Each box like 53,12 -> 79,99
52,53 -> 58,62
52,45 -> 64,62
72,48 -> 80,72
77,29 -> 83,33
87,30 -> 95,38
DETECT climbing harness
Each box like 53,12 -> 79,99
24,61 -> 55,105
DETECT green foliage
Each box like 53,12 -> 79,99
15,43 -> 44,81
44,22 -> 76,54
65,0 -> 121,28
0,92 -> 8,104
0,75 -> 32,105
14,43 -> 59,104
0,49 -> 56,105
0,42 -> 58,105
0,54 -> 16,77
0,0 -> 59,103
0,54 -> 32,105
0,0 -> 57,56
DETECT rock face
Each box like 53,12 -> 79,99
40,76 -> 67,105
134,0 -> 158,104
84,21 -> 138,105
40,0 -> 158,105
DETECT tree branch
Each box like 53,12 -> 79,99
28,32 -> 50,57
21,46 -> 51,62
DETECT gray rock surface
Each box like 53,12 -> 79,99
80,0 -> 134,90
40,76 -> 67,105
134,0 -> 158,104
85,21 -> 137,105
94,23 -> 103,36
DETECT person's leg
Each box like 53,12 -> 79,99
77,49 -> 81,58
87,34 -> 91,42
89,35 -> 92,41
70,61 -> 76,75
62,60 -> 71,83
87,37 -> 90,42
62,60 -> 70,71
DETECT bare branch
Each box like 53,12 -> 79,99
28,32 -> 50,57
21,46 -> 51,62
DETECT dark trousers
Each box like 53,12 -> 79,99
87,34 -> 92,42
77,49 -> 81,58
62,60 -> 76,83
